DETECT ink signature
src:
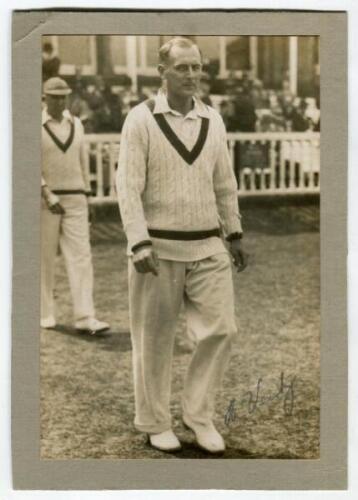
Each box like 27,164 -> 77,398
224,372 -> 296,426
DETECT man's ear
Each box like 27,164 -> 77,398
158,64 -> 166,78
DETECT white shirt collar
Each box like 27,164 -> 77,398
42,108 -> 73,125
153,89 -> 209,119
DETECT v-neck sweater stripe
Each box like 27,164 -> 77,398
43,120 -> 75,153
116,96 -> 243,261
151,110 -> 209,165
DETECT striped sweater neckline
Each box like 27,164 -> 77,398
43,120 -> 75,153
145,99 -> 209,165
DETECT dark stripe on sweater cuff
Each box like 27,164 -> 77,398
132,240 -> 153,253
226,232 -> 243,242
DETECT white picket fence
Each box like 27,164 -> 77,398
83,131 -> 320,202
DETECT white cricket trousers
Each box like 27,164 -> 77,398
41,194 -> 95,322
128,252 -> 237,434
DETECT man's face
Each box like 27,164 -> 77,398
159,45 -> 202,99
42,49 -> 53,61
45,94 -> 67,118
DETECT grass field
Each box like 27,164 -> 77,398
40,203 -> 320,459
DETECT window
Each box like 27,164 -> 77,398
43,35 -> 97,75
111,36 -> 127,73
258,36 -> 289,89
143,36 -> 160,67
297,36 -> 320,98
196,36 -> 220,74
225,36 -> 250,72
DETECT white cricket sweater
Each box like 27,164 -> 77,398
41,109 -> 90,192
116,92 -> 243,261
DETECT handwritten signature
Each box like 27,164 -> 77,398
224,372 -> 296,426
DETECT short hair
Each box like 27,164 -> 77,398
158,37 -> 202,66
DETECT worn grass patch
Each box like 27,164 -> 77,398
40,205 -> 320,459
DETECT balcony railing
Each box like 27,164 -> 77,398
83,131 -> 320,202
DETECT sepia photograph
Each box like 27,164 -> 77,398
39,33 -> 321,461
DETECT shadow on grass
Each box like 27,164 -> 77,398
45,325 -> 195,356
241,205 -> 320,235
140,434 -> 300,459
133,424 -> 301,459
45,325 -> 133,352
178,445 -> 300,459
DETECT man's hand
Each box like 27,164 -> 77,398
42,186 -> 65,215
229,239 -> 249,273
48,202 -> 66,215
133,246 -> 159,276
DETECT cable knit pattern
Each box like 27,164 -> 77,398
116,92 -> 243,261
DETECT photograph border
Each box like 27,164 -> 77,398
12,9 -> 347,490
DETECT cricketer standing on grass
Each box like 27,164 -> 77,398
116,37 -> 248,454
41,77 -> 109,335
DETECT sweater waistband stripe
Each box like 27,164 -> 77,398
148,228 -> 220,240
52,189 -> 85,195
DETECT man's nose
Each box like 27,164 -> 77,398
187,66 -> 199,79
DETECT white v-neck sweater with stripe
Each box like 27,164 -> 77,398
41,109 -> 90,192
116,95 -> 243,261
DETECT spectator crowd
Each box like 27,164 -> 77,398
218,70 -> 320,133
43,44 -> 320,135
